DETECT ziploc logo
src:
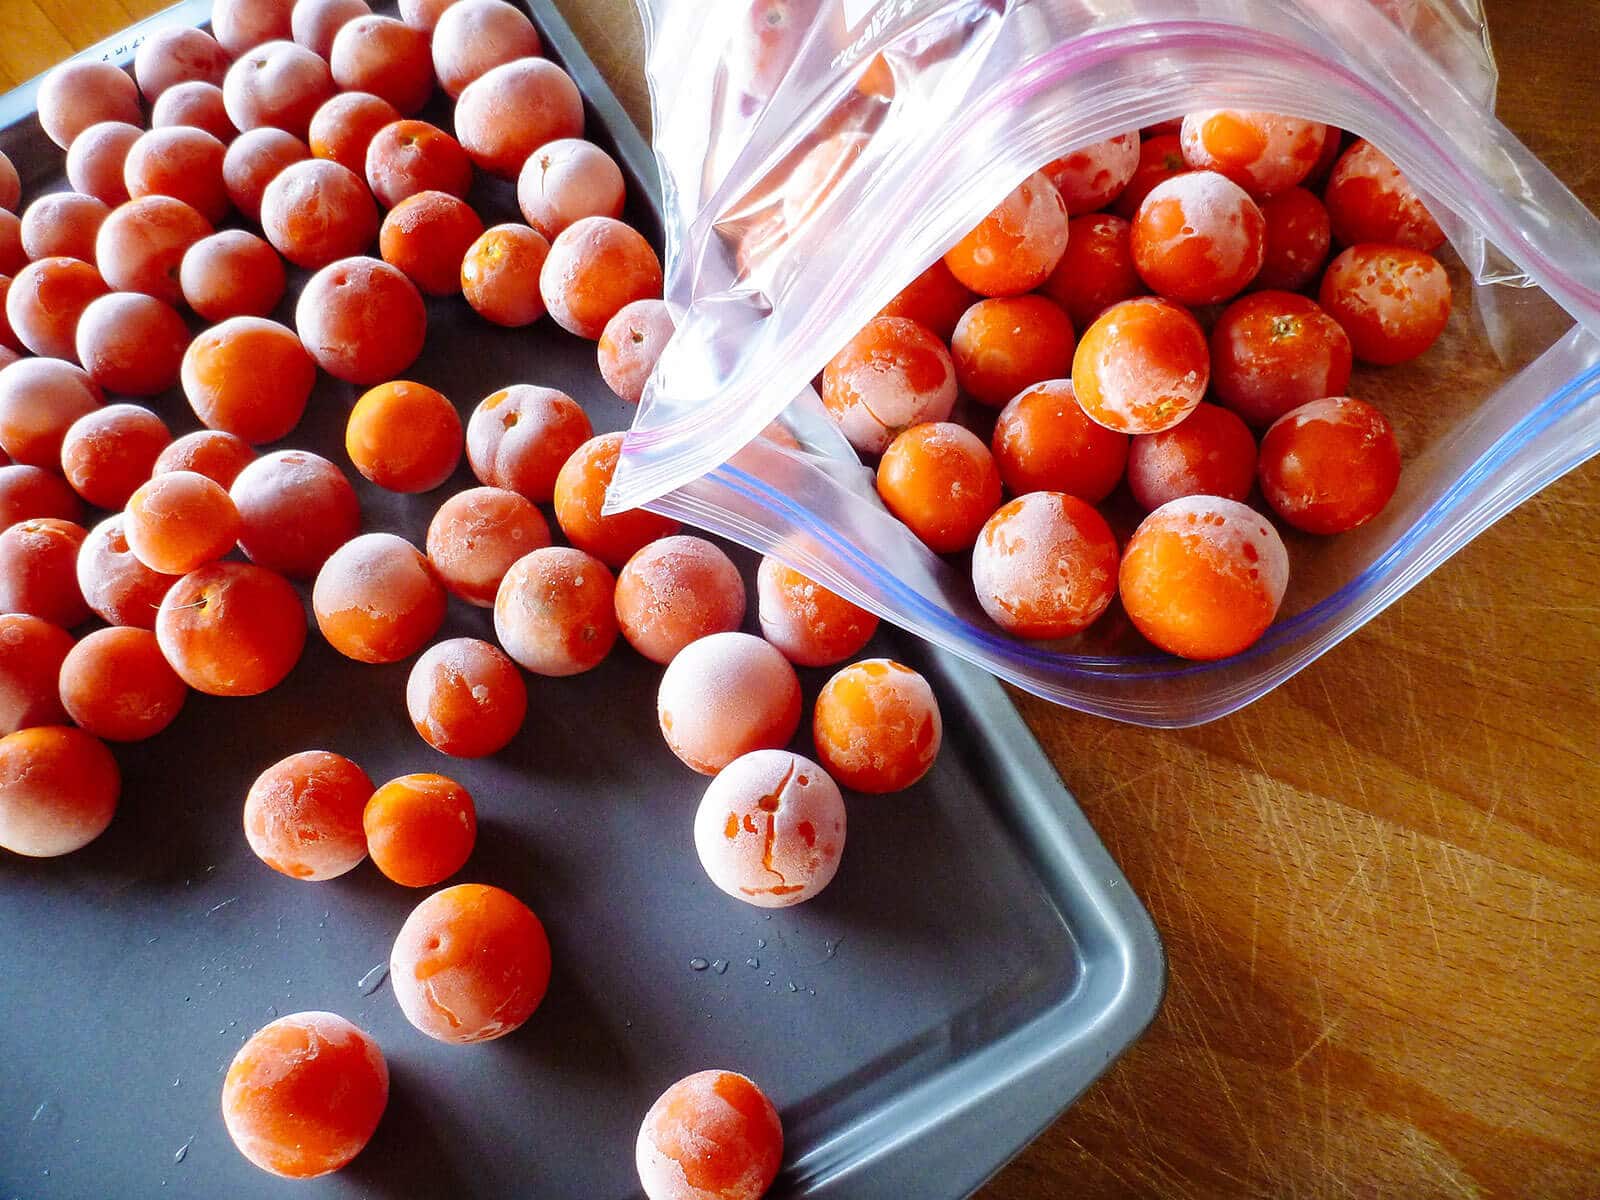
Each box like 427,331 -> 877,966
834,0 -> 923,63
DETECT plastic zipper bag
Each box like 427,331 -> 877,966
612,0 -> 1600,725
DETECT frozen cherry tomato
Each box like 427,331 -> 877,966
295,255 -> 427,384
1180,110 -> 1328,196
1071,297 -> 1208,434
657,631 -> 802,775
597,299 -> 674,403
134,25 -> 230,101
364,773 -> 476,888
123,126 -> 230,224
1305,124 -> 1344,190
156,561 -> 307,695
693,749 -> 845,908
74,292 -> 189,397
365,120 -> 474,208
292,0 -> 371,58
1119,495 -> 1288,661
1210,291 -> 1353,427
1257,396 -> 1400,535
150,81 -> 236,143
58,625 -> 187,742
285,761 -> 393,895
223,1011 -> 387,1180
821,316 -> 957,454
949,294 -> 1075,409
223,128 -> 311,222
60,403 -> 171,510
313,532 -> 446,664
426,485 -> 550,607
345,380 -> 463,493
406,636 -> 527,758
1132,170 -> 1266,305
221,39 -> 335,140
66,121 -> 142,207
5,256 -> 108,359
0,518 -> 89,628
96,195 -> 212,306
516,138 -> 624,240
76,513 -> 171,629
875,258 -> 974,341
378,190 -> 483,296
308,91 -> 400,176
37,60 -> 141,150
1126,402 -> 1257,512
466,384 -> 591,503
0,612 -> 73,735
728,0 -> 817,99
19,193 -> 109,263
552,432 -> 680,567
0,725 -> 119,857
636,1070 -> 783,1200
1112,133 -> 1187,220
231,449 -> 360,579
943,170 -> 1067,297
0,357 -> 102,469
812,658 -> 942,794
0,465 -> 82,529
180,230 -> 288,323
0,213 -> 21,275
432,0 -> 541,98
875,422 -> 1001,554
539,216 -> 663,340
493,545 -> 618,676
329,16 -> 434,116
755,557 -> 877,668
153,430 -> 257,489
1041,213 -> 1144,330
399,0 -> 459,32
461,223 -> 550,327
614,535 -> 746,665
182,317 -> 316,445
1323,139 -> 1444,252
991,379 -> 1127,503
1041,131 -> 1139,214
1318,243 -> 1451,365
124,469 -> 241,575
1254,186 -> 1332,292
454,57 -> 584,179
0,277 -> 30,345
390,883 -> 551,1043
779,131 -> 868,232
213,0 -> 295,55
260,159 -> 380,269
971,492 -> 1118,639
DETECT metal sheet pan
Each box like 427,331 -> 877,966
0,3 -> 1164,1195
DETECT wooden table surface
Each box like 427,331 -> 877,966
7,1 -> 1598,1197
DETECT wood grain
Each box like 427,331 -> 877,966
17,0 -> 1600,1196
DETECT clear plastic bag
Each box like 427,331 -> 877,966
613,0 -> 1600,726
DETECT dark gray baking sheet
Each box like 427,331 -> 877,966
0,3 -> 1164,1196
